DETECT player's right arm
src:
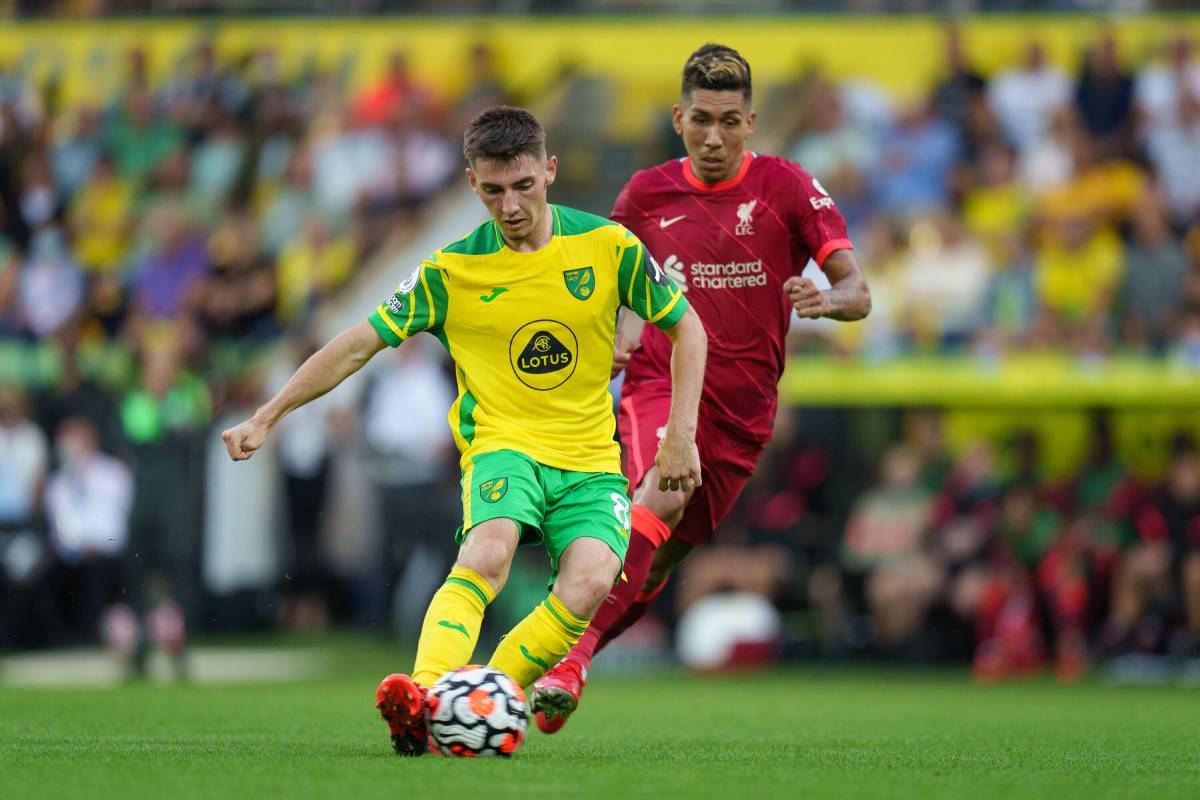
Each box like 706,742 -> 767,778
221,320 -> 386,461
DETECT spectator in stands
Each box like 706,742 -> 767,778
127,200 -> 208,321
1144,90 -> 1200,227
930,22 -> 987,141
51,107 -> 102,202
259,146 -> 321,258
873,99 -> 958,219
788,81 -> 878,228
1033,210 -> 1123,349
0,386 -> 47,533
1075,31 -> 1134,155
1106,436 -> 1200,663
68,154 -> 133,274
361,335 -> 457,632
899,213 -> 991,350
193,211 -> 277,345
274,215 -> 357,328
1133,33 -> 1200,131
353,50 -> 441,129
16,224 -> 85,339
44,416 -> 134,641
1121,194 -> 1190,353
270,337 -> 355,632
120,329 -> 211,678
989,41 -> 1071,155
104,86 -> 183,184
840,444 -> 940,652
452,43 -> 512,133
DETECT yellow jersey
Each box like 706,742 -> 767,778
368,204 -> 688,475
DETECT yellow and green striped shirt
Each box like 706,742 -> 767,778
368,204 -> 687,475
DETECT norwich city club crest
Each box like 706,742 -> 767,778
562,267 -> 595,300
479,478 -> 508,503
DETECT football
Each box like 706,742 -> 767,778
426,665 -> 529,758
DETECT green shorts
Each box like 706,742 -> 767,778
457,449 -> 631,577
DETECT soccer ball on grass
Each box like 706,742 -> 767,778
426,665 -> 529,757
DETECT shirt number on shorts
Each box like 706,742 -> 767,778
610,492 -> 631,530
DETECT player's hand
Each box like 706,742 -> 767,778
221,416 -> 271,461
784,276 -> 835,319
654,429 -> 702,493
611,335 -> 637,378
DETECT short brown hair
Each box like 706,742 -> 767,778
681,43 -> 752,102
462,106 -> 546,165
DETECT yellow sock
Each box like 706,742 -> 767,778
412,566 -> 495,688
487,593 -> 591,688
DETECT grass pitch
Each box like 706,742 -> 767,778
2,640 -> 1197,800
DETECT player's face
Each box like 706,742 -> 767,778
674,89 -> 756,184
467,153 -> 557,247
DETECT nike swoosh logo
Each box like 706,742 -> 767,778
438,620 -> 470,638
659,215 -> 686,228
480,288 -> 508,303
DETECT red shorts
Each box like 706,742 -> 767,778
617,388 -> 766,547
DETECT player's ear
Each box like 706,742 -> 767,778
544,155 -> 557,187
746,109 -> 756,138
672,103 -> 684,135
466,166 -> 478,193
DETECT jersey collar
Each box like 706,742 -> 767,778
681,151 -> 755,192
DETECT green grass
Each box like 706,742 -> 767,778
2,642 -> 1198,800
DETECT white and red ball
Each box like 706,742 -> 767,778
426,665 -> 529,758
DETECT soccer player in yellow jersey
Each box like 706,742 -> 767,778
219,106 -> 707,755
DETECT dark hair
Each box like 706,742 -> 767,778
681,43 -> 752,102
462,105 -> 546,165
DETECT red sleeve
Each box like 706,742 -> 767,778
784,161 -> 853,271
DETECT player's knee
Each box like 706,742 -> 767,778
457,521 -> 518,590
555,553 -> 621,617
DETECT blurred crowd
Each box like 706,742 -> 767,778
769,26 -> 1200,361
3,23 -> 1200,687
0,38 -> 509,669
680,408 -> 1200,682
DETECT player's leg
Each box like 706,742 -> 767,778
489,469 -> 627,689
378,451 -> 542,755
556,392 -> 691,676
535,435 -> 760,734
378,517 -> 519,756
592,529 -> 694,653
489,536 -> 623,688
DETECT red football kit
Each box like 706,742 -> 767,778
612,152 -> 853,545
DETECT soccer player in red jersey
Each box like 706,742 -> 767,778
531,43 -> 871,732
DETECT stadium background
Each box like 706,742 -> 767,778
2,2 -> 1200,697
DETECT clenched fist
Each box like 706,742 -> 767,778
221,417 -> 271,461
784,275 -> 835,319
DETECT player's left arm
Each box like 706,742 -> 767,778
656,306 -> 706,493
615,226 -> 705,492
784,248 -> 872,321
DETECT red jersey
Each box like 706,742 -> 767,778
611,153 -> 853,444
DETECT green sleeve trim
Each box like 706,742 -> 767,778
368,309 -> 403,347
649,291 -> 688,330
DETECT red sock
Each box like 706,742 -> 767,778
563,504 -> 670,672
